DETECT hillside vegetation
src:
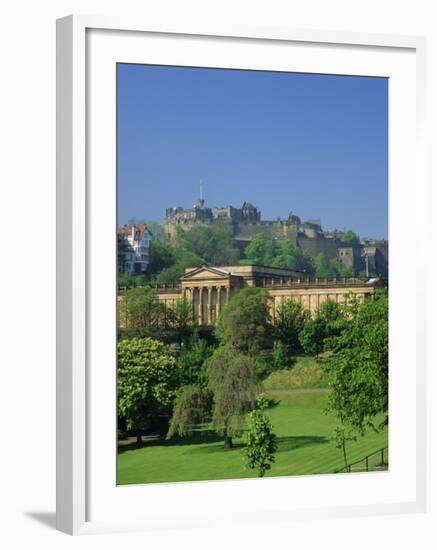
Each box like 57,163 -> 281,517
263,356 -> 328,390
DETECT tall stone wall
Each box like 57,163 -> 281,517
297,236 -> 339,261
163,201 -> 388,276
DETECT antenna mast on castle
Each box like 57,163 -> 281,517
199,179 -> 203,202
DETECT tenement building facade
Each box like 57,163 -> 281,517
118,265 -> 385,327
117,224 -> 152,274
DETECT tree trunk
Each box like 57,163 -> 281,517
342,436 -> 348,472
224,434 -> 233,449
136,431 -> 142,446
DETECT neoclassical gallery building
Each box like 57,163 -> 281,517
119,264 -> 385,327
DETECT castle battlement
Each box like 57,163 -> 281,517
163,199 -> 388,278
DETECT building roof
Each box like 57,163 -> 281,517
184,264 -> 304,278
118,224 -> 152,240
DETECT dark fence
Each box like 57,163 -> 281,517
335,447 -> 389,474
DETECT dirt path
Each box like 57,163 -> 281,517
265,388 -> 330,395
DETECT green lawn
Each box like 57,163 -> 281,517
117,391 -> 388,485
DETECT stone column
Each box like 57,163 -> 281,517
226,285 -> 230,304
217,286 -> 222,316
207,286 -> 212,325
198,286 -> 204,325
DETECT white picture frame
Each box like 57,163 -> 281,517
56,14 -> 427,535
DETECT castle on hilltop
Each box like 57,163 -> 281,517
164,199 -> 388,277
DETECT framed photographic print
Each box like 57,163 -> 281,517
56,15 -> 427,535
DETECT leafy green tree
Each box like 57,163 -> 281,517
118,273 -> 150,289
166,385 -> 213,439
217,287 -> 271,354
117,337 -> 179,445
322,290 -> 388,466
167,297 -> 195,332
154,248 -> 204,283
317,299 -> 342,323
273,299 -> 310,354
332,422 -> 357,472
118,273 -> 136,289
244,234 -> 277,266
177,335 -> 213,387
315,252 -> 337,278
341,230 -> 360,245
149,240 -> 175,275
272,340 -> 288,369
298,300 -> 347,356
207,346 -> 257,448
243,397 -> 278,477
299,317 -> 326,356
123,286 -> 166,328
181,225 -> 240,266
251,355 -> 274,381
272,240 -> 314,273
315,299 -> 350,350
167,346 -> 257,449
339,265 -> 356,278
330,259 -> 355,278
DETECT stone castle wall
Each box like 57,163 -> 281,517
163,200 -> 388,277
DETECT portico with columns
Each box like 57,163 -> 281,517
180,266 -> 238,325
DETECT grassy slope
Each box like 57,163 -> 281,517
117,391 -> 388,485
263,356 -> 327,390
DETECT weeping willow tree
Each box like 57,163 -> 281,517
166,385 -> 212,439
208,346 -> 257,449
167,346 -> 257,449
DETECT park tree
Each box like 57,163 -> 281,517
299,317 -> 327,356
117,337 -> 179,445
243,396 -> 278,477
217,286 -> 271,354
322,290 -> 388,468
166,385 -> 213,439
318,299 -> 342,323
273,298 -> 310,354
123,286 -> 166,329
272,340 -> 288,369
298,299 -> 348,355
118,273 -> 137,289
332,420 -> 358,472
207,346 -> 257,448
176,335 -> 214,387
167,297 -> 195,333
244,234 -> 277,266
167,346 -> 257,449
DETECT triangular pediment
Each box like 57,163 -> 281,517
182,265 -> 231,281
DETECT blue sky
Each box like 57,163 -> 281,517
117,64 -> 388,239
